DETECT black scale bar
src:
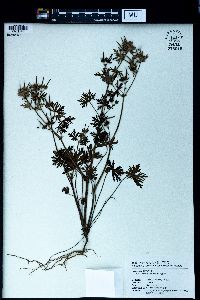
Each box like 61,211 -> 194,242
50,9 -> 121,23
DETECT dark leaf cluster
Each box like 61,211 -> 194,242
52,142 -> 104,177
62,186 -> 70,194
78,90 -> 96,108
83,165 -> 98,181
126,164 -> 148,188
52,147 -> 75,171
56,116 -> 75,134
105,160 -> 124,182
91,111 -> 110,129
68,127 -> 90,146
18,77 -> 50,111
78,127 -> 90,146
68,129 -> 79,141
97,91 -> 119,110
113,36 -> 148,64
101,52 -> 113,65
91,129 -> 109,148
45,99 -> 65,120
18,78 -> 76,135
94,67 -> 115,85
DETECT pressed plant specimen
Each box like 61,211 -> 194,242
8,37 -> 148,273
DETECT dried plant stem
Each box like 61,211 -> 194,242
92,177 -> 127,225
9,37 -> 148,273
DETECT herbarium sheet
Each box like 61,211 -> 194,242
3,24 -> 194,298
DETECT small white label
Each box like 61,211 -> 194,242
122,9 -> 146,22
5,24 -> 32,36
85,268 -> 123,297
85,269 -> 115,297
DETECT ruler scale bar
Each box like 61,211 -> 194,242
50,8 -> 120,23
36,8 -> 146,23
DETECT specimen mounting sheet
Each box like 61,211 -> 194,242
3,24 -> 194,298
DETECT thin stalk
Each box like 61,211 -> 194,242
92,177 -> 127,226
95,95 -> 125,190
87,184 -> 97,228
67,175 -> 84,228
125,63 -> 141,95
84,179 -> 89,227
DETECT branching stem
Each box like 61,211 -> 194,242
12,37 -> 148,273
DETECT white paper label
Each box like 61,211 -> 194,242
122,9 -> 146,22
125,257 -> 195,298
85,269 -> 115,297
85,268 -> 123,297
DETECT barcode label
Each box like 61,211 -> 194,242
8,24 -> 28,32
5,24 -> 32,36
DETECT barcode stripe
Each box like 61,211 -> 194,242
7,25 -> 29,33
